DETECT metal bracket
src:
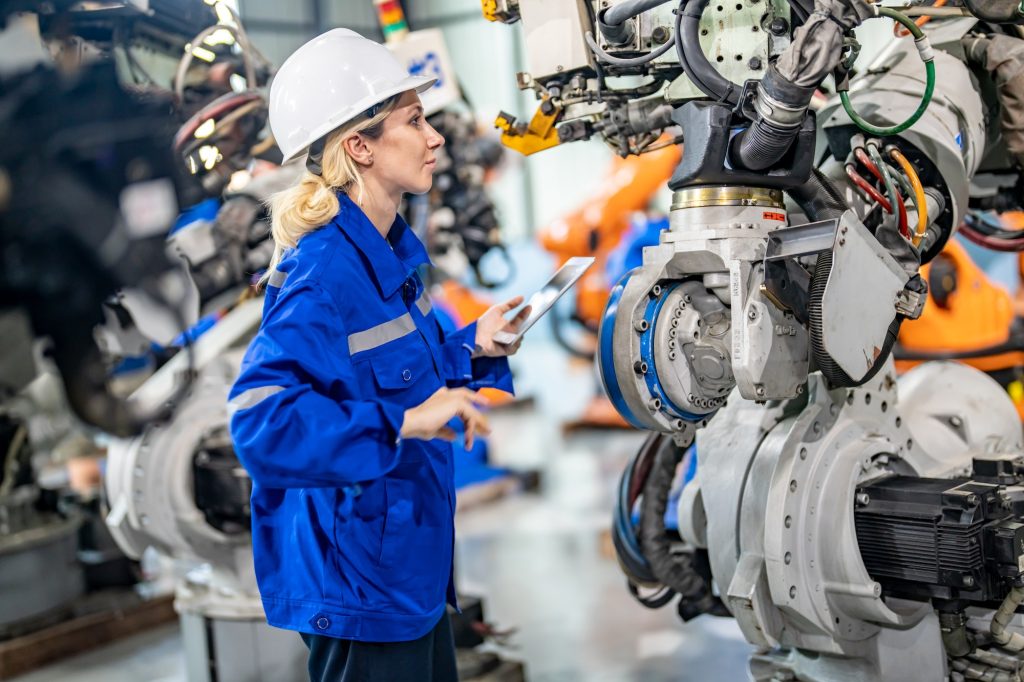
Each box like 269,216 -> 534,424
494,96 -> 563,155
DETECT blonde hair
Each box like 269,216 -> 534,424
264,97 -> 398,283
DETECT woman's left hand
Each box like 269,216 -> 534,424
474,295 -> 532,358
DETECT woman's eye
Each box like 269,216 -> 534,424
411,116 -> 421,127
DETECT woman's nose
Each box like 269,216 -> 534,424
427,123 -> 445,149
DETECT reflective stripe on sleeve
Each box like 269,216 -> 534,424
228,385 -> 286,416
348,313 -> 416,355
415,291 -> 432,316
268,268 -> 287,288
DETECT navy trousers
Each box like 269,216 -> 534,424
301,613 -> 458,682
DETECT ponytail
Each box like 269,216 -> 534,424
263,96 -> 398,284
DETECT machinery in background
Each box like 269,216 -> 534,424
485,0 -> 1024,678
384,16 -> 512,292
0,0 -> 217,644
540,142 -> 680,358
896,235 -> 1024,417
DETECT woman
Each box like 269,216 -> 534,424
229,29 -> 528,682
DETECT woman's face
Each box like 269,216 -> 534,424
365,90 -> 445,196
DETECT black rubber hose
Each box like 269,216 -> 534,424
731,66 -> 818,171
638,435 -> 723,619
613,435 -> 662,586
732,117 -> 800,171
605,0 -> 674,25
678,0 -> 740,104
788,166 -> 847,222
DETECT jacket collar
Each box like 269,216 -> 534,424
332,192 -> 430,297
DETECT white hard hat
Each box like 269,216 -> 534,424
269,28 -> 437,164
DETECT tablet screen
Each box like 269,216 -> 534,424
496,256 -> 595,345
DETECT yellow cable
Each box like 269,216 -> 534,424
889,147 -> 928,247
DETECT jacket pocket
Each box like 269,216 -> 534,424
369,339 -> 433,391
379,467 -> 449,570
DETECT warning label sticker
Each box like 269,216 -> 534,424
763,211 -> 786,222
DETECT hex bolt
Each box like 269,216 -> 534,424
856,492 -> 870,506
748,57 -> 762,70
652,25 -> 671,44
650,284 -> 663,298
649,398 -> 662,411
635,319 -> 649,332
634,361 -> 648,374
668,340 -> 677,349
769,17 -> 789,35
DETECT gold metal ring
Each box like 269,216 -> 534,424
671,186 -> 784,210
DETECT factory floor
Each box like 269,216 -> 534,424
9,338 -> 752,682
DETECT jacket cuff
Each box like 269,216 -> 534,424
470,356 -> 514,394
441,321 -> 515,394
441,322 -> 477,383
374,399 -> 407,448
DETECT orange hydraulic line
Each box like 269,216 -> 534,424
888,146 -> 928,247
895,0 -> 946,37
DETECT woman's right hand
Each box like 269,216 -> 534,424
400,388 -> 491,449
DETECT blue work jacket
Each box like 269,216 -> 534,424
229,192 -> 513,642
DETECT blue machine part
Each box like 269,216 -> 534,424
638,284 -> 704,423
605,214 -> 669,285
170,198 -> 221,235
599,270 -> 645,428
629,444 -> 697,531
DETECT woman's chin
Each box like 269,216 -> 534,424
406,180 -> 433,196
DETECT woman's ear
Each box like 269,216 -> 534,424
343,134 -> 373,167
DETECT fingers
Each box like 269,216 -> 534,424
497,295 -> 524,314
451,387 -> 490,408
456,400 -> 491,438
436,426 -> 457,442
507,305 -> 532,331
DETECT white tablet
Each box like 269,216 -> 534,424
493,256 -> 595,346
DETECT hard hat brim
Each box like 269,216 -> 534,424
280,74 -> 437,164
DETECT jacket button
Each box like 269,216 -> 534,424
316,616 -> 329,630
402,369 -> 412,382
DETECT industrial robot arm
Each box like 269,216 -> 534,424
487,1 -> 1024,678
